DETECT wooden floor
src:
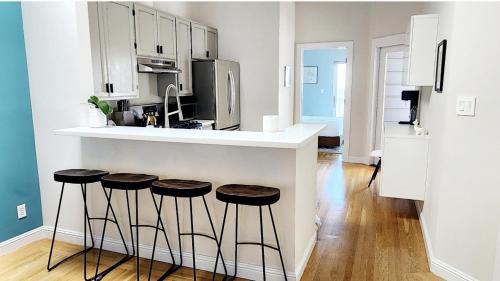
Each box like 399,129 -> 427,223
0,153 -> 440,281
301,153 -> 440,281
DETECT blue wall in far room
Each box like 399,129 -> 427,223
302,48 -> 347,118
0,2 -> 43,242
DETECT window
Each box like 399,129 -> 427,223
335,62 -> 346,118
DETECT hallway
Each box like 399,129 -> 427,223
301,153 -> 441,280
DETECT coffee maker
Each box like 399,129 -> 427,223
399,90 -> 419,124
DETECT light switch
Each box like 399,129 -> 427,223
456,96 -> 476,116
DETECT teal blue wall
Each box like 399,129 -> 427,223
302,48 -> 347,118
0,2 -> 43,242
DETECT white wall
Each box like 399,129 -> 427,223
419,2 -> 500,280
22,2 -> 92,232
295,2 -> 424,160
278,2 -> 295,130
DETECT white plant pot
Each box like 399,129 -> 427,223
88,106 -> 107,128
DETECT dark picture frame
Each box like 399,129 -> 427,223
434,39 -> 447,93
303,66 -> 318,84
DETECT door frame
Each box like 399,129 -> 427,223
295,41 -> 353,161
367,34 -> 406,164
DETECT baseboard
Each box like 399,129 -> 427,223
344,156 -> 370,165
42,226 -> 297,281
415,202 -> 479,281
0,226 -> 46,256
295,232 -> 317,280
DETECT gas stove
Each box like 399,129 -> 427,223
169,120 -> 203,129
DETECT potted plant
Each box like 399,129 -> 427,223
87,96 -> 113,128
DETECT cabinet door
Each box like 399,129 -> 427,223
88,2 -> 109,97
407,15 -> 439,86
191,22 -> 207,60
176,18 -> 192,95
134,4 -> 158,57
103,2 -> 138,97
157,12 -> 176,60
207,27 -> 218,59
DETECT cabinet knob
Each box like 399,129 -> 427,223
105,83 -> 109,93
160,45 -> 163,54
179,83 -> 183,91
110,83 -> 114,93
156,45 -> 160,54
206,50 -> 209,58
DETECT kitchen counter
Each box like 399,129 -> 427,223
54,123 -> 325,149
54,123 -> 323,280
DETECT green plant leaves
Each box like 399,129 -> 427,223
88,95 -> 99,107
88,95 -> 113,115
97,100 -> 113,115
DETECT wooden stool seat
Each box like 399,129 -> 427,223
101,173 -> 158,190
152,179 -> 212,198
54,169 -> 109,184
216,184 -> 280,206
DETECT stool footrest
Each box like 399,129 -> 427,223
47,246 -> 93,271
179,232 -> 217,241
237,241 -> 279,251
89,217 -> 118,224
157,263 -> 182,281
93,254 -> 134,281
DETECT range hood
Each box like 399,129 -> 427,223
137,57 -> 182,74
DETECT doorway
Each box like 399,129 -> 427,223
296,42 -> 353,159
373,45 -> 417,150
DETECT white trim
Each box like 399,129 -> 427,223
295,232 -> 317,280
344,156 -> 370,165
41,226 -> 298,281
295,41 -> 354,162
0,226 -> 46,256
367,34 -> 407,165
415,202 -> 479,281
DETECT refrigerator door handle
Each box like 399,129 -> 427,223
226,71 -> 232,115
229,70 -> 236,116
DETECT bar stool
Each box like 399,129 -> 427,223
214,184 -> 287,281
368,149 -> 382,187
150,179 -> 227,281
98,173 -> 177,281
48,169 -> 130,281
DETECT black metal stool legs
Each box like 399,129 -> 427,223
82,184 -> 96,281
202,196 -> 228,279
368,158 -> 381,187
268,205 -> 288,281
259,206 -> 266,280
93,188 -> 133,281
148,193 -> 179,281
47,182 -> 94,274
214,204 -> 288,281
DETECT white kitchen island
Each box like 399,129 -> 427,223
54,124 -> 324,281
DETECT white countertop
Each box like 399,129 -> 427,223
384,123 -> 430,139
54,124 -> 326,149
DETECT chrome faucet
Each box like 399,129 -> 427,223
164,84 -> 183,128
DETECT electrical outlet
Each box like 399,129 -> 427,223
17,204 -> 27,219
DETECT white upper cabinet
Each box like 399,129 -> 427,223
191,22 -> 208,60
407,14 -> 439,86
176,18 -> 193,95
134,4 -> 177,60
88,2 -> 138,99
207,27 -> 218,59
156,12 -> 176,60
134,4 -> 157,58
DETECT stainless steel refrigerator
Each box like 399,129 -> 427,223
192,60 -> 240,130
